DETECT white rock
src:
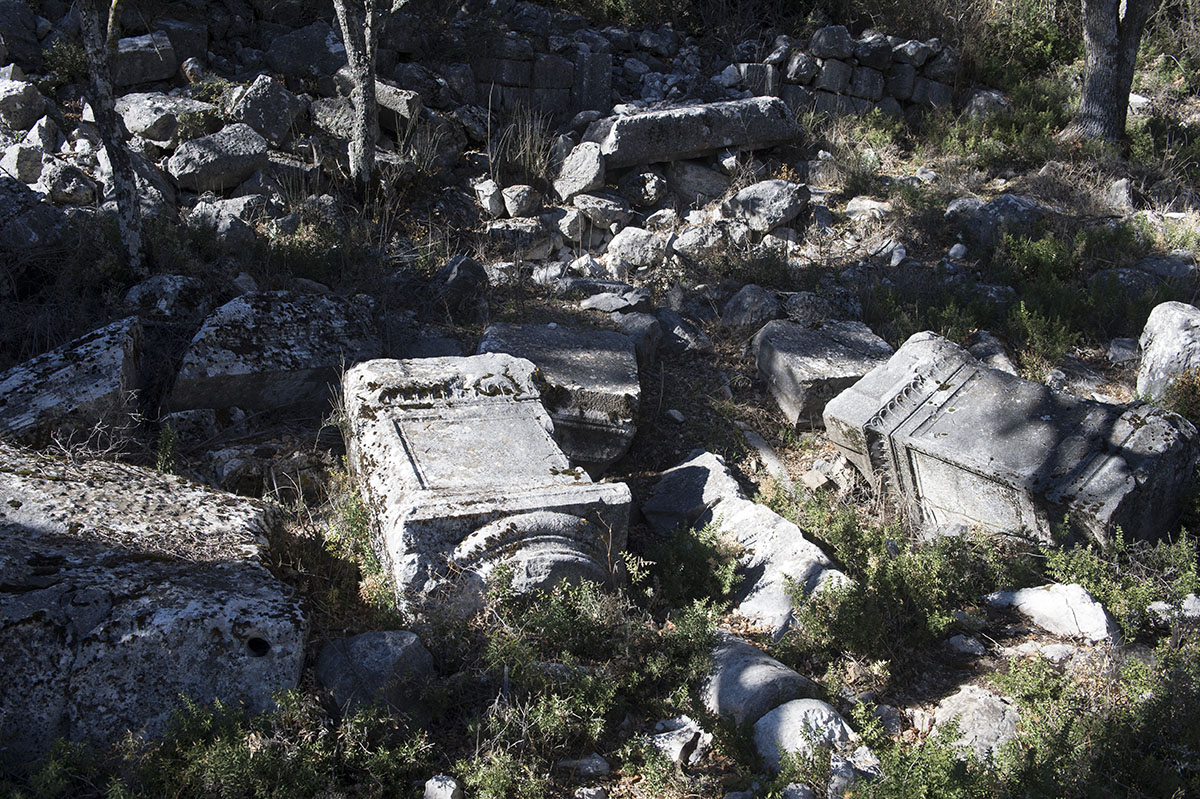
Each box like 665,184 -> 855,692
754,698 -> 857,773
987,583 -> 1120,642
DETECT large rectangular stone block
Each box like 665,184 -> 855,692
571,51 -> 612,115
342,355 -> 631,610
583,97 -> 799,168
824,332 -> 1199,544
533,53 -> 575,89
478,323 -> 640,474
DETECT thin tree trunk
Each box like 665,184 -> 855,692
1066,0 -> 1157,142
78,0 -> 144,275
332,0 -> 381,194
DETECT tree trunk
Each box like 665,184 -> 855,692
78,0 -> 144,275
332,0 -> 381,194
1067,0 -> 1157,142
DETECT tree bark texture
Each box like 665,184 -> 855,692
332,0 -> 381,192
1071,0 -> 1157,142
77,0 -> 144,275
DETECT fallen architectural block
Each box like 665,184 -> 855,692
582,97 -> 799,168
754,319 -> 893,429
0,442 -> 306,759
168,291 -> 381,413
703,634 -> 820,726
0,316 -> 142,444
478,322 -> 640,474
824,332 -> 1199,543
342,354 -> 631,611
1138,301 -> 1200,400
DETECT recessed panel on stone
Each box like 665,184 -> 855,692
342,355 -> 630,610
477,322 -> 641,474
824,332 -> 1199,543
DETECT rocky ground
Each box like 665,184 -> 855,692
1,1 -> 1200,797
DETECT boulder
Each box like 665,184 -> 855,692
478,323 -> 640,473
167,123 -> 269,192
722,284 -> 781,330
617,167 -> 667,207
703,635 -> 820,726
720,179 -> 809,232
654,307 -> 715,354
573,192 -> 631,229
315,630 -> 433,712
0,1 -> 41,69
431,255 -> 489,323
502,184 -> 542,217
1,141 -> 41,183
481,217 -> 556,260
229,75 -> 307,146
553,141 -> 605,201
116,92 -> 219,145
808,25 -> 855,59
0,316 -> 142,444
946,193 -> 1045,251
341,355 -> 631,610
754,698 -> 858,773
0,442 -> 306,758
168,291 -> 382,413
582,97 -> 799,169
987,583 -> 1120,642
824,332 -> 1199,544
0,78 -> 43,130
754,320 -> 894,429
932,685 -> 1019,761
0,174 -> 65,250
266,20 -> 346,78
665,160 -> 730,204
473,178 -> 505,217
113,32 -> 177,86
606,226 -> 668,271
1138,301 -> 1200,400
41,159 -> 96,205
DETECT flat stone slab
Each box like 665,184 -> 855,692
754,319 -> 894,429
169,291 -> 381,413
824,332 -> 1199,544
478,323 -> 640,474
582,97 -> 799,169
0,442 -> 306,759
0,316 -> 142,444
342,355 -> 631,611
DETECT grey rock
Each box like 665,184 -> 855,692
825,332 -> 1198,544
583,97 -> 798,168
167,123 -> 268,192
116,92 -> 218,145
650,715 -> 711,765
169,291 -> 382,413
573,192 -> 630,229
123,274 -> 207,320
373,80 -> 423,134
502,184 -> 542,218
1,141 -> 41,182
0,442 -> 306,758
341,355 -> 631,610
987,583 -> 1120,642
113,32 -> 177,86
965,330 -> 1018,375
0,1 -> 41,69
964,89 -> 1009,120
267,21 -> 346,78
432,255 -> 489,323
0,174 -> 65,249
555,753 -> 611,777
553,141 -> 605,202
814,58 -> 852,93
229,75 -> 306,146
617,167 -> 667,207
754,699 -> 858,773
911,77 -> 953,108
783,291 -> 836,323
41,158 -> 95,205
478,322 -> 640,473
722,284 -> 781,330
473,178 -> 505,217
1134,251 -> 1197,282
754,320 -> 893,429
642,449 -> 744,535
848,67 -> 885,101
933,685 -> 1019,760
482,217 -> 556,261
893,39 -> 933,66
855,33 -> 893,70
703,635 -> 820,725
21,114 -> 58,152
654,307 -> 715,354
315,630 -> 433,712
0,78 -> 43,130
612,311 -> 661,370
0,316 -> 141,443
606,225 -> 667,271
809,25 -> 855,59
721,179 -> 808,232
1106,177 -> 1134,213
886,62 -> 917,100
947,193 -> 1045,250
784,51 -> 818,84
666,160 -> 730,205
672,224 -> 726,262
424,775 -> 464,799
924,47 -> 959,83
1138,301 -> 1200,399
156,18 -> 208,64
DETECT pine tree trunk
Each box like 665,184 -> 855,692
78,0 -> 144,275
333,0 -> 381,194
1068,0 -> 1157,142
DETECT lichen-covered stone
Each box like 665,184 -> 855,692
0,442 -> 306,759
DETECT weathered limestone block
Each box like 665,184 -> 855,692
754,319 -> 893,429
166,123 -> 269,192
0,78 -> 43,130
641,449 -> 744,535
342,355 -> 631,609
1137,301 -> 1200,400
0,442 -> 306,759
813,59 -> 852,93
553,142 -> 606,202
478,323 -> 640,473
703,634 -> 820,726
169,291 -> 382,413
571,51 -> 612,115
0,316 -> 141,444
754,698 -> 859,773
116,92 -> 219,145
229,75 -> 306,145
582,97 -> 799,169
113,32 -> 178,86
932,685 -> 1019,761
986,583 -> 1119,642
824,332 -> 1199,543
735,63 -> 780,96
720,179 -> 809,232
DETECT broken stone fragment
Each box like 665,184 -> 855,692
113,32 -> 177,86
167,123 -> 270,192
553,141 -> 605,202
932,685 -> 1019,761
1137,301 -> 1200,400
228,75 -> 306,146
720,179 -> 809,232
0,316 -> 142,445
824,332 -> 1198,544
753,698 -> 859,773
703,634 -> 820,726
987,583 -> 1120,642
168,291 -> 382,414
754,319 -> 894,429
116,91 -> 219,145
341,354 -> 630,613
0,441 -> 306,758
478,322 -> 640,474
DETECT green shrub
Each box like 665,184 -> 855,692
644,522 -> 743,608
1005,300 -> 1078,377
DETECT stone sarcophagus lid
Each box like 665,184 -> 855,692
824,332 -> 1199,544
342,354 -> 631,611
